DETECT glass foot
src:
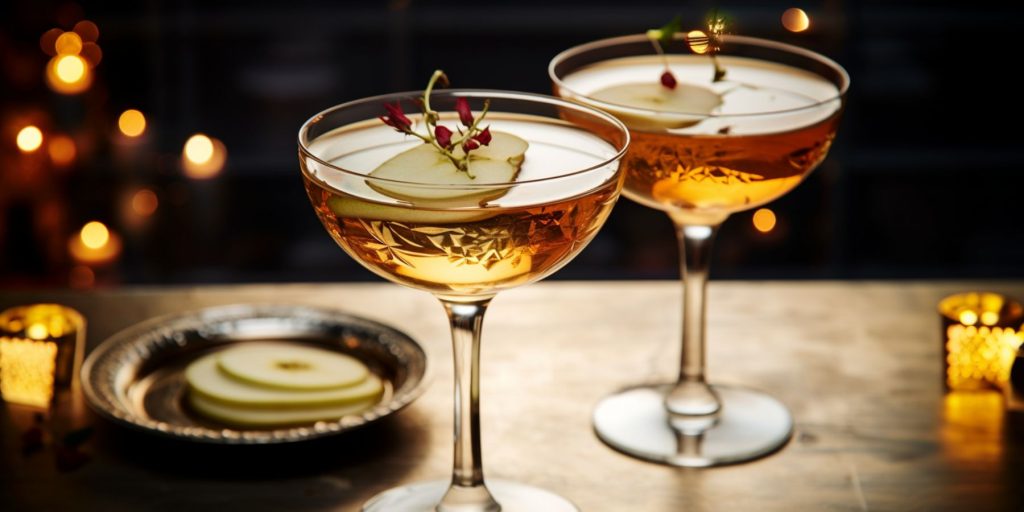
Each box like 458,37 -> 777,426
593,384 -> 793,467
363,479 -> 578,512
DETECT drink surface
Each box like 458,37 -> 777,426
558,54 -> 842,224
301,115 -> 621,298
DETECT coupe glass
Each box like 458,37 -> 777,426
551,35 -> 849,466
299,90 -> 628,510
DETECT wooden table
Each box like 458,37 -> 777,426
2,281 -> 1023,511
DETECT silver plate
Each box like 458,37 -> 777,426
81,304 -> 428,444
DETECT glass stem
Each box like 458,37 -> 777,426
665,221 -> 723,420
438,298 -> 501,512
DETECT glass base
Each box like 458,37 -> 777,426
363,479 -> 578,512
593,384 -> 793,467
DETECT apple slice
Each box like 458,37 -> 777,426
367,130 -> 528,205
589,82 -> 721,130
185,352 -> 383,408
216,343 -> 369,391
188,392 -> 377,427
326,195 -> 496,224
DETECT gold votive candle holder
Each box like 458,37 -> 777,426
940,292 -> 1024,391
0,304 -> 85,408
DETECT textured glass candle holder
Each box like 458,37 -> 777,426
0,304 -> 85,408
939,293 -> 1024,391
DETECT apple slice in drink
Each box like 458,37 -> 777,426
328,131 -> 528,224
185,352 -> 383,408
367,131 -> 528,205
188,392 -> 378,427
217,343 -> 369,390
589,83 -> 721,130
327,195 -> 496,224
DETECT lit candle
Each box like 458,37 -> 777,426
0,305 -> 85,408
940,292 -> 1024,391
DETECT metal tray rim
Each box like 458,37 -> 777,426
81,303 -> 429,444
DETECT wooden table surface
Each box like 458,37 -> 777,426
2,281 -> 1024,512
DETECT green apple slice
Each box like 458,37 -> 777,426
185,352 -> 383,408
188,392 -> 377,427
326,195 -> 496,224
367,130 -> 528,204
589,82 -> 721,130
216,343 -> 369,391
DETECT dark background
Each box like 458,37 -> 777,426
1,1 -> 1021,288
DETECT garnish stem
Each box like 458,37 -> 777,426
380,69 -> 493,179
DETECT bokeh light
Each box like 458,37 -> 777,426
959,310 -> 978,326
118,109 -> 147,137
782,8 -> 811,33
753,208 -> 777,233
80,221 -> 110,250
47,135 -> 77,166
40,28 -> 62,56
183,134 -> 227,179
686,30 -> 709,54
55,31 -> 83,55
26,323 -> 49,340
80,42 -> 102,66
69,265 -> 95,289
184,134 -> 214,164
73,20 -> 99,42
56,54 -> 85,82
69,221 -> 122,266
16,125 -> 44,153
131,189 -> 159,216
46,54 -> 92,94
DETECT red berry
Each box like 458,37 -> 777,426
660,70 -> 677,89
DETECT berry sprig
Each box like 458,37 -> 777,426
646,11 -> 730,88
379,70 -> 492,178
646,16 -> 682,89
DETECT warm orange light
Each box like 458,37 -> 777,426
945,325 -> 1024,390
16,125 -> 44,153
959,310 -> 978,326
0,337 -> 58,408
47,135 -> 77,166
118,109 -> 146,137
752,208 -> 777,233
131,189 -> 159,216
0,304 -> 86,408
80,42 -> 102,66
981,311 -> 999,326
46,54 -> 92,94
73,20 -> 99,42
69,222 -> 122,265
56,54 -> 86,81
183,134 -> 227,179
184,134 -> 214,164
55,31 -> 83,55
782,8 -> 811,33
80,221 -> 110,249
686,30 -> 709,54
40,28 -> 63,56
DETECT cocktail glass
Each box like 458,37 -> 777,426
299,90 -> 629,510
551,34 -> 849,466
